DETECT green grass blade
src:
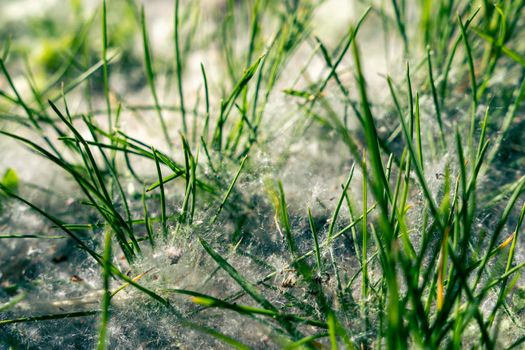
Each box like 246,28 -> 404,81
97,229 -> 112,350
212,155 -> 248,223
426,47 -> 446,148
141,6 -> 172,149
102,0 -> 111,131
152,148 -> 168,237
199,236 -> 275,311
307,208 -> 322,273
174,0 -> 187,134
327,165 -> 355,240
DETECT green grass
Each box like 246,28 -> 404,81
1,0 -> 525,349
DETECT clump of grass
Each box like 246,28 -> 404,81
1,0 -> 525,349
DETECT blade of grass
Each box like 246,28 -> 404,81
199,237 -> 274,310
152,147 -> 168,237
102,0 -> 111,132
211,155 -> 248,224
174,0 -> 187,134
97,229 -> 112,350
141,6 -> 172,149
327,165 -> 355,240
307,208 -> 322,273
426,47 -> 446,149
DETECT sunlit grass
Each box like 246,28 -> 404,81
1,0 -> 525,348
